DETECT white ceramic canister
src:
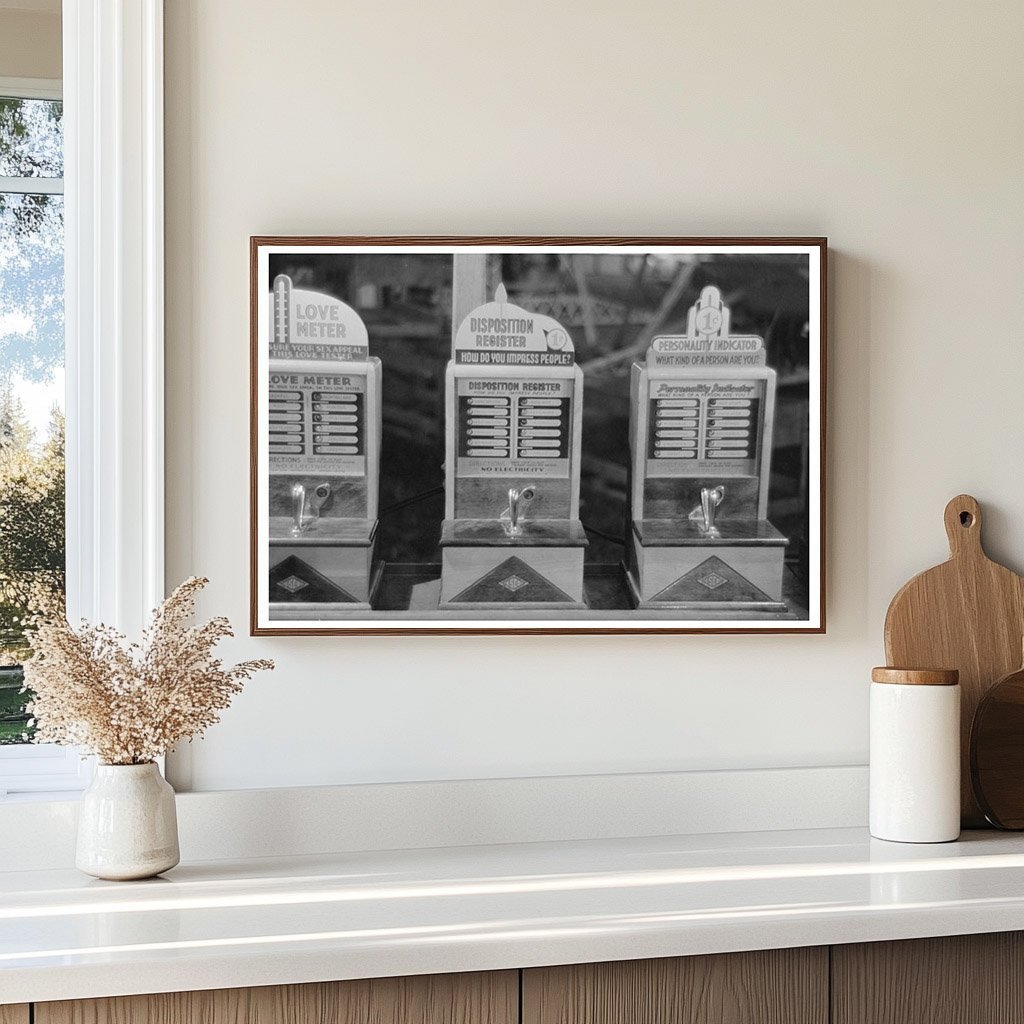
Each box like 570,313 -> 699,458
870,667 -> 961,843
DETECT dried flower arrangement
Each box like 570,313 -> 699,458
23,577 -> 273,765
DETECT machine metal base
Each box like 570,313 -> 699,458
269,519 -> 379,617
438,519 -> 587,610
627,518 -> 788,613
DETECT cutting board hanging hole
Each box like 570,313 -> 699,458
944,494 -> 982,556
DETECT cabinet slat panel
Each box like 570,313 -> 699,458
0,1007 -> 29,1024
36,971 -> 518,1024
522,949 -> 827,1024
832,933 -> 1024,1024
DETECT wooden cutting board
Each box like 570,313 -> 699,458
884,494 -> 1024,826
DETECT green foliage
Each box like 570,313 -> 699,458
0,393 -> 63,743
0,666 -> 30,743
0,390 -> 65,663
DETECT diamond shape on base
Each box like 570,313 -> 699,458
451,556 -> 573,604
651,555 -> 772,604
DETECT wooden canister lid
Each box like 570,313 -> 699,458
871,667 -> 960,686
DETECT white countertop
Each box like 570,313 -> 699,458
4,826 -> 1024,1004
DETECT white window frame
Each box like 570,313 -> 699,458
0,0 -> 164,799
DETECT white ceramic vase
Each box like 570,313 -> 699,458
76,762 -> 180,880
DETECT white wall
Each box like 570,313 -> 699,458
164,0 -> 1024,791
0,7 -> 61,81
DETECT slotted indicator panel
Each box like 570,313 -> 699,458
269,377 -> 366,475
515,396 -> 570,460
458,396 -> 511,460
647,380 -> 762,476
648,397 -> 700,460
703,396 -> 759,460
269,389 -> 305,456
311,390 -> 364,456
456,378 -> 573,478
458,395 -> 571,461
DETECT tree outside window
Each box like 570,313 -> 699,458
0,94 -> 65,743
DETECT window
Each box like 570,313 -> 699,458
0,79 -> 82,796
0,85 -> 64,734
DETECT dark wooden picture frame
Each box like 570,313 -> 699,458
251,236 -> 827,635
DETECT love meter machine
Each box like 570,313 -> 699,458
267,273 -> 382,617
626,285 -> 788,614
438,284 -> 587,610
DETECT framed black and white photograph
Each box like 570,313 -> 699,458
250,237 -> 826,635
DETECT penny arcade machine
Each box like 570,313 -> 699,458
626,285 -> 789,614
438,283 -> 587,610
267,273 -> 382,618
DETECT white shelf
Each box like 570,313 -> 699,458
4,826 -> 1024,1004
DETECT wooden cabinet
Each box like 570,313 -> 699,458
18,933 -> 1024,1024
521,934 -> 1024,1024
522,948 -> 828,1024
832,932 -> 1024,1024
35,972 -> 518,1024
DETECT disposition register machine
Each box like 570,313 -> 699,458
438,284 -> 587,610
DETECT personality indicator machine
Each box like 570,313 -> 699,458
626,286 -> 789,614
267,274 -> 382,616
439,284 -> 587,609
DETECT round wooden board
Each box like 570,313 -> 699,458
971,663 -> 1024,829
